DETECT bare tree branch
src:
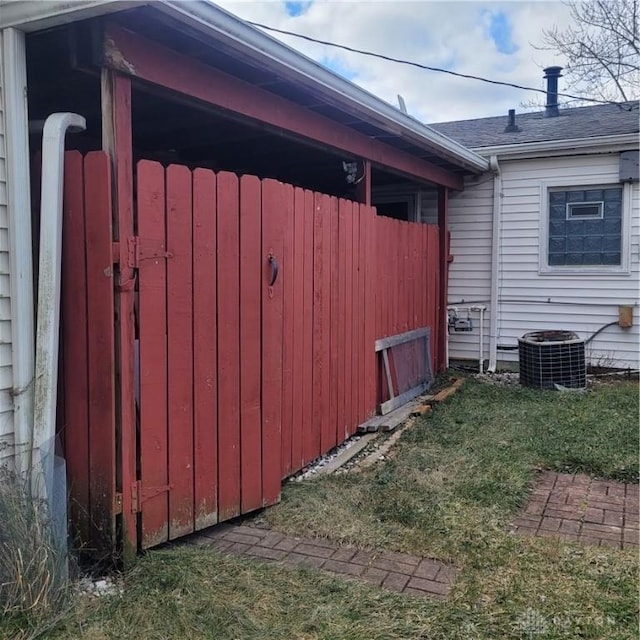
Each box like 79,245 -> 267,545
533,0 -> 640,104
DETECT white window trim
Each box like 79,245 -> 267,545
565,201 -> 604,220
539,179 -> 631,276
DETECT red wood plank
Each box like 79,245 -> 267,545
261,179 -> 285,506
238,175 -> 263,511
437,188 -> 449,372
193,168 -> 218,529
166,165 -> 194,539
328,197 -> 339,449
411,223 -> 416,330
104,72 -> 137,557
217,171 -> 242,520
350,204 -> 361,431
281,184 -> 295,476
61,151 -> 90,547
312,192 -> 325,456
320,193 -> 332,451
291,188 -> 306,472
344,202 -> 358,435
336,200 -> 347,442
387,217 -> 393,337
105,24 -> 463,191
429,226 -> 439,373
137,159 -> 169,549
301,190 -> 315,465
367,206 -> 377,415
358,204 -> 367,423
388,217 -> 393,336
83,152 -> 116,552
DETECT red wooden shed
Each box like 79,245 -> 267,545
2,0 -> 488,561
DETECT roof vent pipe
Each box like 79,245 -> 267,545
504,109 -> 521,132
543,66 -> 563,117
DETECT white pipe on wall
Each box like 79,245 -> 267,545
32,113 -> 86,501
2,28 -> 35,479
488,155 -> 502,372
469,306 -> 486,373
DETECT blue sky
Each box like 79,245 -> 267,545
217,1 -> 573,121
486,10 -> 519,55
284,1 -> 312,17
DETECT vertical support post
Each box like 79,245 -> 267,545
101,69 -> 137,562
437,186 -> 449,372
355,159 -> 371,206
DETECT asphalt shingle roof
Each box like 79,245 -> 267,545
429,102 -> 639,149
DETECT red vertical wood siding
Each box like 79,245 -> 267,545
239,175 -> 263,513
217,172 -> 242,521
166,165 -> 195,539
62,151 -> 116,555
63,156 -> 442,554
280,184 -> 295,477
193,169 -> 218,529
290,188 -> 306,474
261,179 -> 285,506
136,160 -> 169,548
83,153 -> 116,549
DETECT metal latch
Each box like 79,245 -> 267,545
131,481 -> 173,513
127,236 -> 173,269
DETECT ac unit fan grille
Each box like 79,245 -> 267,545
519,331 -> 586,390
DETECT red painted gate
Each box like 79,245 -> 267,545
61,153 -> 441,554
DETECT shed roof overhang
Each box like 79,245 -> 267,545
1,0 -> 489,187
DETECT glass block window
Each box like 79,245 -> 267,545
548,187 -> 622,266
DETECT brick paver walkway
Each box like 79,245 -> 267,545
184,524 -> 457,599
511,471 -> 639,550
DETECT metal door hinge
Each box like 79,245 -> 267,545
127,236 -> 173,269
131,481 -> 173,513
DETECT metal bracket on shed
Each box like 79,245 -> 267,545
131,481 -> 173,513
126,236 -> 173,269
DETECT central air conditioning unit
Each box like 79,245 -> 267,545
518,330 -> 586,390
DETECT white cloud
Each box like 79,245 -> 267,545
215,0 -> 573,122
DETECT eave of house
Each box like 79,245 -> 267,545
470,133 -> 639,161
0,0 -> 489,176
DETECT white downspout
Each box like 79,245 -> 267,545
470,305 -> 486,373
32,113 -> 86,503
2,28 -> 35,479
488,155 -> 501,373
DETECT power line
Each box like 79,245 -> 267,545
247,21 -> 636,109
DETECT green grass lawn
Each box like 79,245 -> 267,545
4,378 -> 638,640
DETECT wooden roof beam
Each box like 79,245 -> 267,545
103,23 -> 463,190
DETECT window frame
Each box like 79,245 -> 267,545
539,179 -> 631,275
566,201 -> 604,220
372,193 -> 418,222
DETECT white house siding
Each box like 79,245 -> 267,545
447,174 -> 494,363
447,152 -> 640,369
0,31 -> 15,470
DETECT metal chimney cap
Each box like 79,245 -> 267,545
543,66 -> 563,77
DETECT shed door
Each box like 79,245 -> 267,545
135,161 -> 284,549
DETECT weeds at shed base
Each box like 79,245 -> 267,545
0,469 -> 73,637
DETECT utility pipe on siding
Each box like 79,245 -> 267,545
469,306 -> 487,373
32,113 -> 86,502
488,155 -> 502,372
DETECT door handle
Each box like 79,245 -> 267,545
268,254 -> 279,286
